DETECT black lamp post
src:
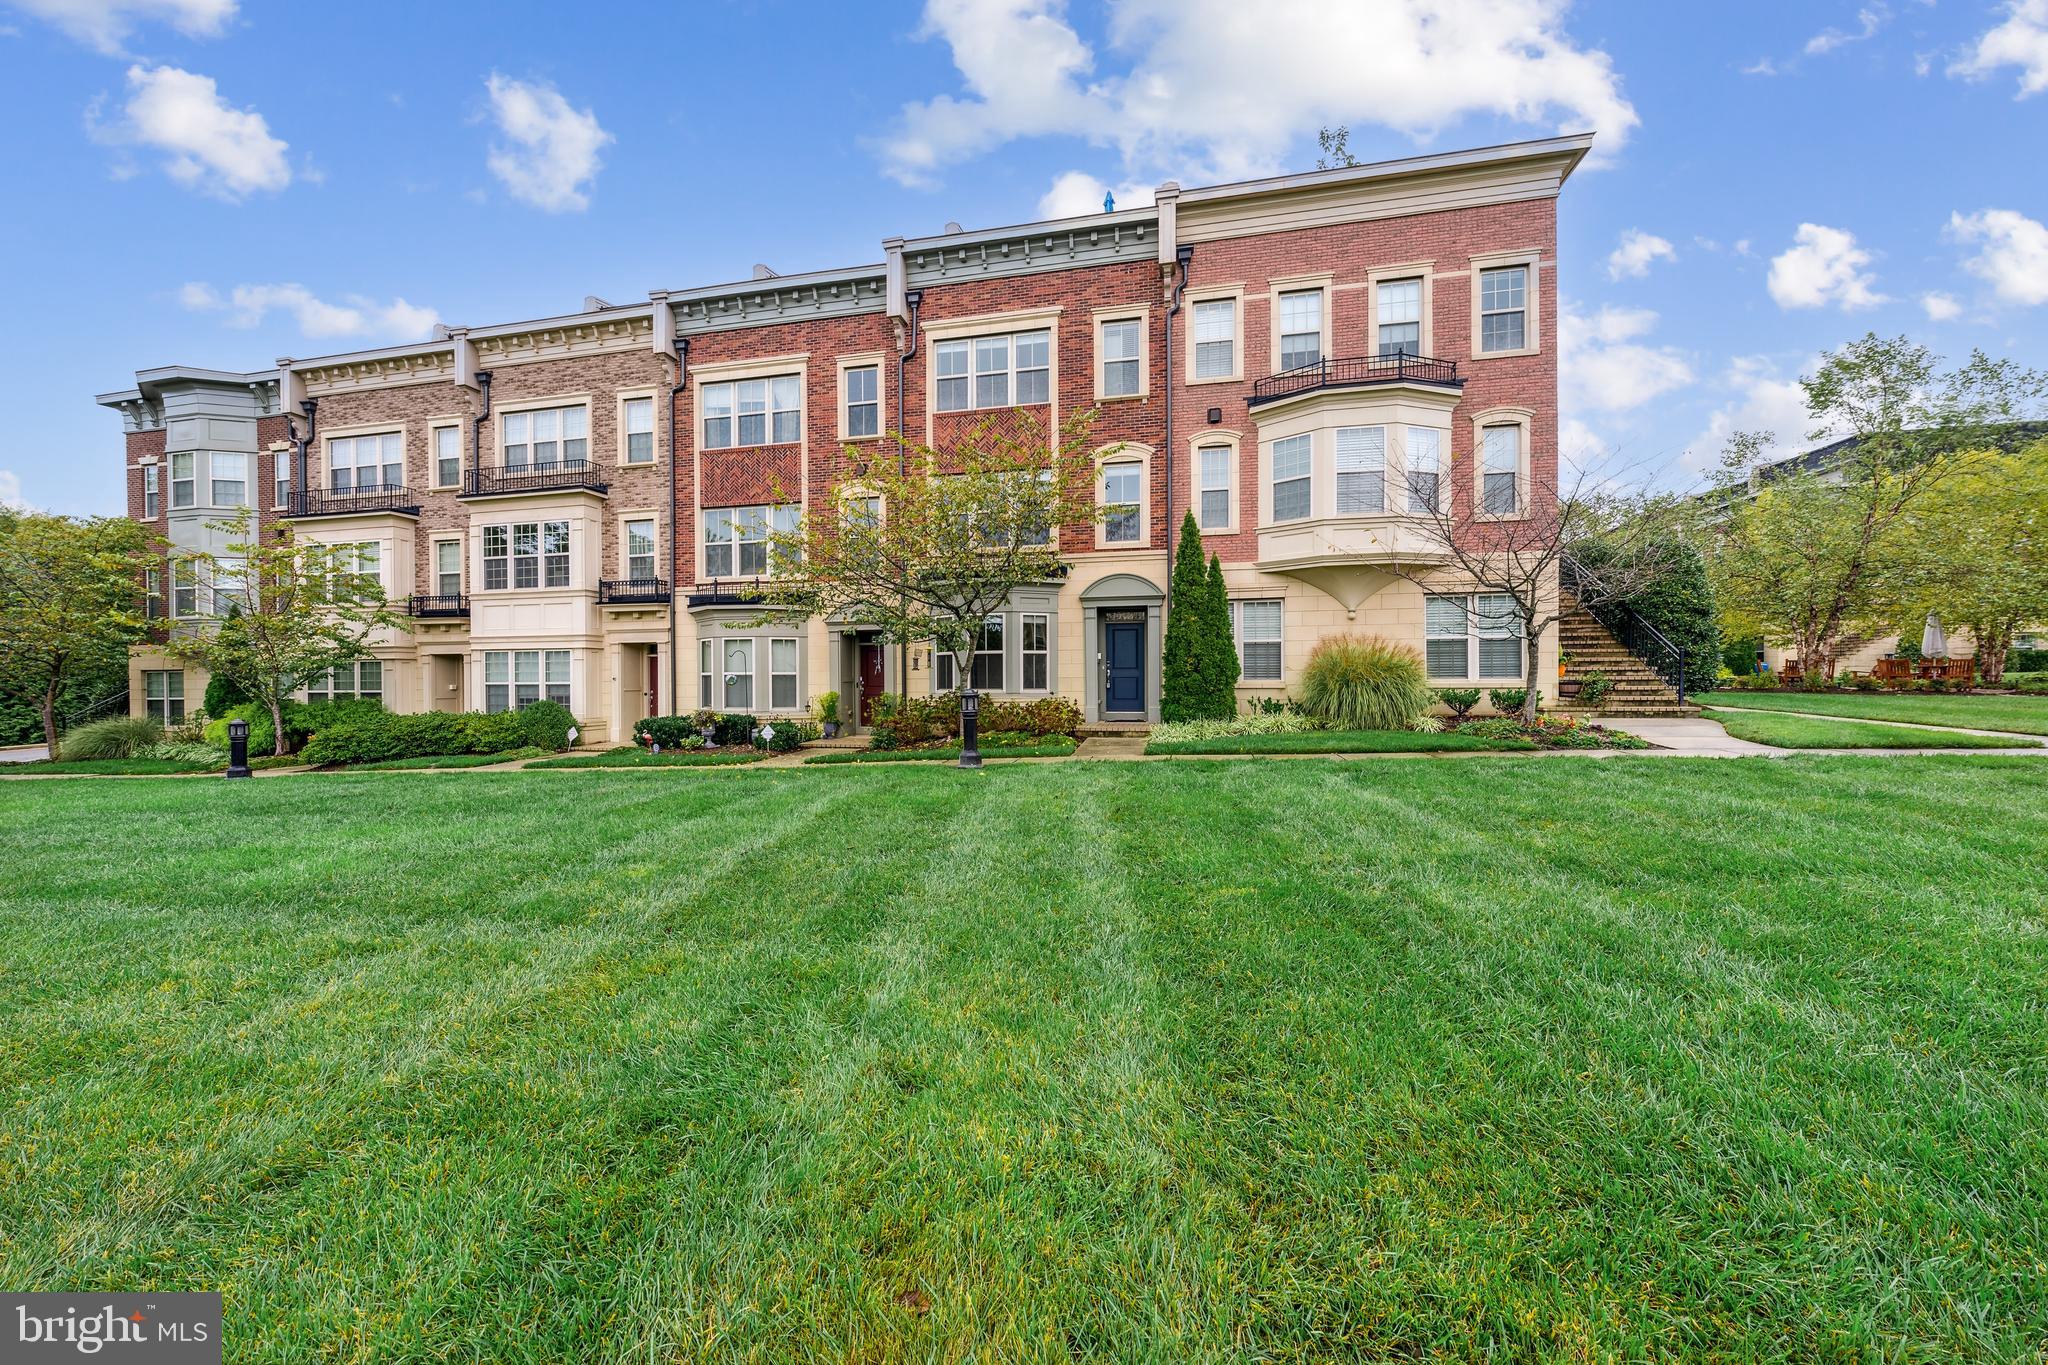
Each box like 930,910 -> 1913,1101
224,717 -> 252,779
958,687 -> 982,769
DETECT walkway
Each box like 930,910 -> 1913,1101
1608,712 -> 2048,759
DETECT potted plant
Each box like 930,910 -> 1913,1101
816,689 -> 840,739
692,707 -> 718,747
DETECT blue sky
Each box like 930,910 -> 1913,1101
5,0 -> 2047,515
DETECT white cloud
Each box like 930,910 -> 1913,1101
1767,223 -> 1886,310
8,0 -> 233,54
0,468 -> 23,511
1559,301 -> 1695,417
1805,5 -> 1888,56
1606,228 -> 1675,280
92,64 -> 289,200
483,74 -> 612,213
1920,290 -> 1962,320
1946,207 -> 2048,305
1685,356 -> 1813,473
880,0 -> 1638,194
1949,0 -> 2048,97
1742,57 -> 1781,76
180,281 -> 439,340
1037,170 -> 1155,218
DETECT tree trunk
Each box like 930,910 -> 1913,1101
1978,625 -> 2010,686
1521,620 -> 1542,725
269,695 -> 288,757
40,681 -> 59,754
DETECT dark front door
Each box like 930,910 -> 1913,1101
858,643 -> 886,725
1104,618 -> 1146,717
644,644 -> 659,718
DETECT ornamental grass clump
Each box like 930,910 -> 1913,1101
57,716 -> 163,760
1298,635 -> 1435,731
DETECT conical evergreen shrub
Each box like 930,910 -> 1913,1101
1206,551 -> 1240,713
1160,512 -> 1218,722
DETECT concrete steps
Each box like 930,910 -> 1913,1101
1077,721 -> 1153,738
1557,595 -> 1699,718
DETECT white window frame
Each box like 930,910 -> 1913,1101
935,615 -> 1006,692
1187,289 -> 1244,384
702,504 -> 798,580
769,636 -> 800,711
481,520 -> 570,591
327,431 -> 404,492
211,554 -> 250,614
145,566 -> 163,619
483,648 -> 570,713
1333,425 -> 1386,515
1470,252 -> 1541,358
1270,433 -> 1312,523
433,538 -> 463,597
208,452 -> 248,507
170,557 -> 198,617
500,401 -> 590,470
1231,600 -> 1284,683
619,391 -> 657,466
622,515 -> 658,581
305,659 -> 385,705
143,669 -> 184,724
1370,266 -> 1432,358
1094,307 -> 1150,400
1020,612 -> 1050,692
838,355 -> 885,441
170,452 -> 195,509
1470,408 -> 1533,520
1426,592 -> 1525,681
142,464 -> 160,519
721,636 -> 755,710
1405,426 -> 1445,514
1269,277 -> 1331,375
1194,434 -> 1238,533
430,421 -> 463,489
933,329 -> 1051,413
1098,453 -> 1146,548
701,375 -> 801,450
273,449 -> 290,509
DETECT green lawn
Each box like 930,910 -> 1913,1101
1145,728 -> 1532,756
1704,707 -> 2039,750
524,746 -> 771,769
805,737 -> 1079,763
3,760 -> 2046,1360
346,748 -> 546,771
0,757 -> 216,775
1707,688 -> 2048,735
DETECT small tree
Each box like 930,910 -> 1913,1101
1161,511 -> 1234,720
750,409 -> 1107,699
164,510 -> 407,755
1205,551 -> 1240,705
0,512 -> 153,749
1891,442 -> 2048,683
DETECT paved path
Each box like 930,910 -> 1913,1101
1609,716 -> 1782,756
0,744 -> 49,764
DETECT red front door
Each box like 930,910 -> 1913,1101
858,644 -> 886,725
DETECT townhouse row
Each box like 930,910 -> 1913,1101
100,134 -> 1589,740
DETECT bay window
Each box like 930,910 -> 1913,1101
212,555 -> 249,613
702,376 -> 800,449
1021,613 -> 1049,690
329,433 -> 402,491
170,558 -> 198,617
481,520 -> 570,590
1334,426 -> 1385,514
485,649 -> 570,712
306,660 -> 384,704
210,452 -> 247,507
770,638 -> 799,710
503,405 -> 588,468
1271,434 -> 1311,522
170,452 -> 194,508
722,638 -> 754,709
1406,428 -> 1443,513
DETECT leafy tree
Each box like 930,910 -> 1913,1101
1575,535 -> 1721,694
750,409 -> 1108,698
202,670 -> 251,718
1206,551 -> 1240,704
1316,126 -> 1361,169
1890,442 -> 2048,683
1161,512 -> 1234,720
0,512 -> 153,749
163,510 -> 408,755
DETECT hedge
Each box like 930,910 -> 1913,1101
298,702 -> 578,766
870,694 -> 1083,750
202,698 -> 385,755
1575,538 -> 1722,695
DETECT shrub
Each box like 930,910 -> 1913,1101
1489,687 -> 1539,714
139,740 -> 228,764
59,715 -> 164,760
457,711 -> 528,754
984,696 -> 1082,738
202,697 -> 385,755
1148,711 -> 1327,744
1576,537 -> 1722,693
636,715 -> 707,749
1435,687 -> 1482,719
815,690 -> 840,725
514,699 -> 578,751
757,719 -> 821,752
1721,634 -> 1763,677
202,672 -> 250,718
1161,512 -> 1237,721
2009,648 -> 2048,673
1578,671 -> 1614,707
296,707 -> 563,766
1298,636 -> 1435,731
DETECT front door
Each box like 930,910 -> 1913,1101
644,644 -> 659,719
858,643 -> 886,726
1104,617 -> 1146,718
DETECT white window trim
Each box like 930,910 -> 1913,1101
495,394 -> 594,468
1265,432 -> 1315,525
1469,406 -> 1534,521
1191,430 -> 1242,536
701,503 -> 799,581
207,451 -> 250,509
919,308 -> 1062,422
1230,599 -> 1286,685
1426,591 -> 1526,682
1092,305 -> 1151,401
430,536 -> 464,597
141,463 -> 160,519
1402,425 -> 1450,516
836,351 -> 888,442
767,635 -> 802,712
1094,444 -> 1151,550
482,647 -> 573,713
479,519 -> 572,592
1019,611 -> 1051,693
320,424 -> 410,491
616,510 -> 661,582
1185,285 -> 1246,385
1469,251 -> 1542,359
1368,262 -> 1435,358
691,356 -> 810,454
1267,272 -> 1334,376
929,327 -> 1055,415
615,389 -> 660,468
169,452 -> 196,509
934,614 -> 1008,695
269,443 -> 291,510
427,419 -> 463,490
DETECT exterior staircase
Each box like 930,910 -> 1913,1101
1555,593 -> 1698,717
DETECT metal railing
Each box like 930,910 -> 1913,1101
461,459 -> 609,497
1248,353 -> 1462,407
598,577 -> 672,605
287,486 -> 422,517
59,688 -> 130,734
1561,552 -> 1687,704
686,577 -> 773,608
407,593 -> 470,618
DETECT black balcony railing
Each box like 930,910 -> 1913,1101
286,486 -> 422,517
686,577 -> 772,608
461,459 -> 609,497
598,577 -> 672,605
1247,353 -> 1463,407
408,593 -> 470,618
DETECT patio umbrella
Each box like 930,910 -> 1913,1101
1920,612 -> 1949,659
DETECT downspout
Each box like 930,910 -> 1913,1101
292,397 -> 317,516
470,370 -> 494,487
1162,244 -> 1191,603
667,336 -> 689,715
895,287 -> 924,700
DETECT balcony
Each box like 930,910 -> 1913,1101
286,486 -> 421,518
408,593 -> 470,619
686,577 -> 772,609
598,577 -> 672,605
461,459 -> 609,499
1247,354 -> 1462,409
1256,514 -> 1455,613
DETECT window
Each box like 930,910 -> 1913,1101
145,567 -> 163,619
1407,428 -> 1443,513
843,365 -> 879,438
702,504 -> 796,578
1193,299 -> 1236,379
1197,445 -> 1231,529
170,452 -> 194,508
1102,461 -> 1141,543
484,649 -> 569,712
1232,600 -> 1283,681
435,540 -> 462,596
143,465 -> 160,518
1334,426 -> 1385,514
306,659 -> 384,704
1482,425 -> 1521,515
434,425 -> 461,486
1099,318 -> 1141,397
625,517 -> 656,580
209,452 -> 247,507
1426,593 -> 1523,679
1271,434 -> 1311,522
1021,613 -> 1048,690
143,670 -> 184,725
623,397 -> 654,463
846,494 -> 881,530
212,555 -> 249,613
1277,289 -> 1324,371
936,616 -> 1005,691
503,405 -> 589,468
698,640 -> 714,708
333,542 -> 381,596
170,559 -> 198,617
330,433 -> 403,491
935,330 -> 1050,412
1479,266 -> 1528,353
722,638 -> 754,709
1377,278 -> 1422,356
274,452 -> 290,508
770,637 -> 799,709
481,520 -> 569,590
702,377 -> 799,449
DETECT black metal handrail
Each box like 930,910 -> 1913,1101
598,577 -> 672,604
287,486 -> 421,517
1248,353 -> 1462,407
1562,552 -> 1687,703
461,459 -> 609,497
686,577 -> 773,608
407,593 -> 470,618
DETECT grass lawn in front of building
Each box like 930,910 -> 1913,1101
1144,728 -> 1532,756
1704,707 -> 2039,750
524,746 -> 773,769
1706,688 -> 2048,736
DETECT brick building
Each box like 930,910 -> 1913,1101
97,134 -> 1588,740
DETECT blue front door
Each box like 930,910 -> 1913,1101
1104,619 -> 1146,717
